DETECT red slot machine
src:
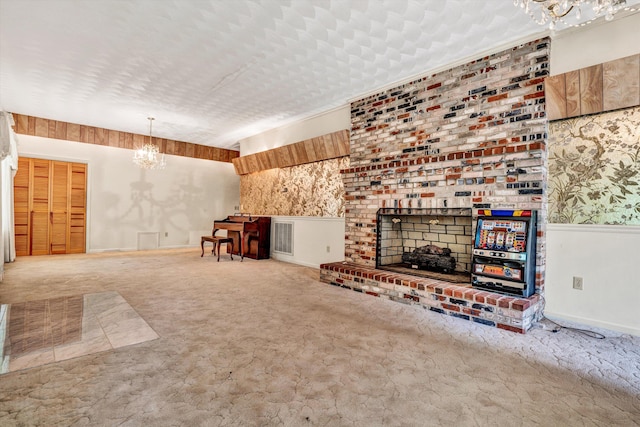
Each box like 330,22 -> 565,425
472,210 -> 537,297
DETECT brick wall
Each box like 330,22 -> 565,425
343,38 -> 549,291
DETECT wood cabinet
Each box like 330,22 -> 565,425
13,157 -> 87,256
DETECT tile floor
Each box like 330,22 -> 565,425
1,291 -> 158,374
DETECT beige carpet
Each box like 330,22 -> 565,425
0,248 -> 638,426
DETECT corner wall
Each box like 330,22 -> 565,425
238,108 -> 350,267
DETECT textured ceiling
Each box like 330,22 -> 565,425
0,1 -> 635,151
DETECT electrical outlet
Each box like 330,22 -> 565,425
164,232 -> 168,237
326,246 -> 330,253
572,276 -> 583,290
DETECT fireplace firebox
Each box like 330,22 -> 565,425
376,208 -> 473,283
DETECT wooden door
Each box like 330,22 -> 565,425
13,157 -> 87,255
30,159 -> 51,255
13,157 -> 31,256
50,161 -> 69,254
68,163 -> 87,253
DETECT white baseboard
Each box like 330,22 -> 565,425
88,244 -> 197,254
544,310 -> 640,337
271,253 -> 320,269
88,247 -> 137,253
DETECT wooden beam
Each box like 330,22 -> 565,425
545,53 -> 640,120
231,129 -> 350,175
10,113 -> 239,163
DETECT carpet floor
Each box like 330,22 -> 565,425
0,248 -> 638,426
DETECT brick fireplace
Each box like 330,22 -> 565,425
320,38 -> 549,333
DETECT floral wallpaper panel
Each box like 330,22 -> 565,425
548,106 -> 640,225
239,157 -> 349,217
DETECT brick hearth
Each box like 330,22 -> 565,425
320,262 -> 542,334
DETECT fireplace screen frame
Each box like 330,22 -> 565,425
375,208 -> 473,282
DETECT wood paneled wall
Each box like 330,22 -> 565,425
232,129 -> 350,175
11,113 -> 240,163
546,54 -> 640,120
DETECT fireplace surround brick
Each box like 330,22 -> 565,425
343,38 -> 549,280
333,38 -> 550,332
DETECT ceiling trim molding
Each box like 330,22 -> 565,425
11,113 -> 239,163
232,129 -> 349,175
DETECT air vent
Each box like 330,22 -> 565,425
273,222 -> 294,255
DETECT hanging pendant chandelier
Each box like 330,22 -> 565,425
133,117 -> 166,170
515,0 -> 628,29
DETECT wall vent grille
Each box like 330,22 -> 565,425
273,222 -> 294,255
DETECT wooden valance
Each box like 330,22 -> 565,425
545,54 -> 640,121
11,113 -> 240,163
232,129 -> 350,175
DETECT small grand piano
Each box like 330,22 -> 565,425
213,214 -> 271,260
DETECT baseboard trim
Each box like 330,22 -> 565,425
88,244 -> 197,254
270,253 -> 319,269
543,310 -> 640,337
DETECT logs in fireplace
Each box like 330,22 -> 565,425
375,208 -> 472,283
402,244 -> 457,273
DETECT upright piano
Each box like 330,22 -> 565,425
213,215 -> 271,260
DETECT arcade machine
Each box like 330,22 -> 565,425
471,210 -> 537,298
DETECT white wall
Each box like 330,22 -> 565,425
17,135 -> 239,252
239,106 -> 350,156
270,216 -> 345,268
550,12 -> 640,74
545,13 -> 640,336
545,225 -> 640,335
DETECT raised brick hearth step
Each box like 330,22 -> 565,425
319,262 -> 542,334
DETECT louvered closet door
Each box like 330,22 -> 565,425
50,161 -> 69,254
30,159 -> 51,256
13,157 -> 87,255
13,157 -> 31,256
68,163 -> 87,253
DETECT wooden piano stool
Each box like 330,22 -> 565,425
200,236 -> 234,262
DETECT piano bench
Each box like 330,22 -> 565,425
200,236 -> 234,262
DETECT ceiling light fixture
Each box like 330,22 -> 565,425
515,0 -> 627,29
133,117 -> 166,170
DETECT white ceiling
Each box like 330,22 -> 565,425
0,0 -> 633,151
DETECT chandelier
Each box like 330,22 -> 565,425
133,117 -> 166,170
515,0 -> 627,29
